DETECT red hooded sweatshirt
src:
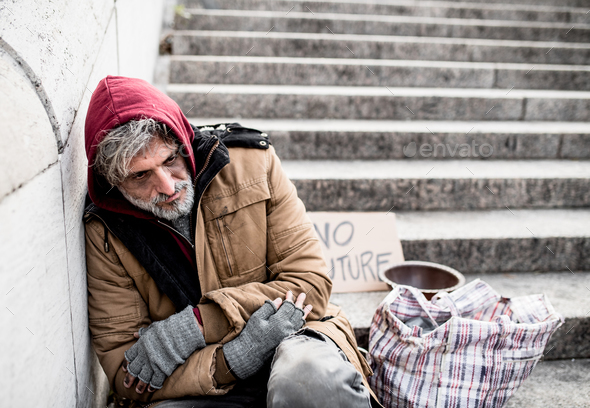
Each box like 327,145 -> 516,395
84,75 -> 198,219
84,75 -> 201,268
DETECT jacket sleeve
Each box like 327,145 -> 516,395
197,145 -> 332,344
85,220 -> 235,401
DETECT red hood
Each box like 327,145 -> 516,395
85,75 -> 197,218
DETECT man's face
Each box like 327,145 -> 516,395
118,136 -> 194,220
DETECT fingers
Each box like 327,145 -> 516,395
302,304 -> 313,320
283,291 -> 311,318
134,332 -> 140,339
136,379 -> 148,394
294,292 -> 306,309
124,369 -> 136,389
124,357 -> 142,390
122,360 -> 157,394
272,297 -> 282,309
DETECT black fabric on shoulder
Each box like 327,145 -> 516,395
191,123 -> 270,150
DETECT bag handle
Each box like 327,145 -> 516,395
401,285 -> 440,328
434,291 -> 462,317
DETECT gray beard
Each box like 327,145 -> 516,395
118,180 -> 195,221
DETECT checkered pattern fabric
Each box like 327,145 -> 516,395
368,279 -> 563,408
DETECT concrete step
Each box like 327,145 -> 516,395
282,160 -> 590,211
425,0 -> 588,7
395,208 -> 590,273
330,271 -> 590,359
167,85 -> 590,121
506,359 -> 590,407
184,118 -> 590,160
170,56 -> 590,91
175,10 -> 590,43
171,31 -> 590,65
178,0 -> 589,24
269,120 -> 590,160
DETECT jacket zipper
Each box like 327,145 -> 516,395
192,137 -> 229,286
194,139 -> 220,181
216,217 -> 233,276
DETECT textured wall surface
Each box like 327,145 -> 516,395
0,1 -> 164,406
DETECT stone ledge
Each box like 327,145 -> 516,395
176,10 -> 590,43
283,159 -> 590,179
184,118 -> 590,134
182,118 -> 590,160
170,56 -> 590,90
424,0 -> 587,7
178,0 -> 589,24
168,84 -> 590,99
280,161 -> 590,211
168,85 -> 590,121
171,31 -> 590,64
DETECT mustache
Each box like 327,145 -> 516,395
151,180 -> 191,205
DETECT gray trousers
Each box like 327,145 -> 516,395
155,329 -> 372,408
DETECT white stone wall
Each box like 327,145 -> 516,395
0,1 -> 165,406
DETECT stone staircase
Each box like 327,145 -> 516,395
159,0 -> 590,404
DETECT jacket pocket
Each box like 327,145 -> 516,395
216,216 -> 235,277
202,178 -> 270,286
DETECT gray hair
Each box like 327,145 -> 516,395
93,118 -> 177,186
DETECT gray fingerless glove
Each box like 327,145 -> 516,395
124,305 -> 206,389
223,299 -> 305,380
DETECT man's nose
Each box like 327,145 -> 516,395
154,168 -> 176,196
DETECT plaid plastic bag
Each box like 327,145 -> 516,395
368,279 -> 563,408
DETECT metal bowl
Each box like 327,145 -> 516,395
379,260 -> 465,299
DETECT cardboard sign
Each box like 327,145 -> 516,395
307,212 -> 404,293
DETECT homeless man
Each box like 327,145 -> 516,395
83,75 -> 379,407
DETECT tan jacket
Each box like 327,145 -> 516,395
85,145 -> 377,404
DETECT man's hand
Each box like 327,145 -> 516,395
272,291 -> 313,318
222,291 -> 312,380
121,305 -> 206,394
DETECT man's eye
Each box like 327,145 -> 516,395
164,155 -> 178,165
132,172 -> 147,180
